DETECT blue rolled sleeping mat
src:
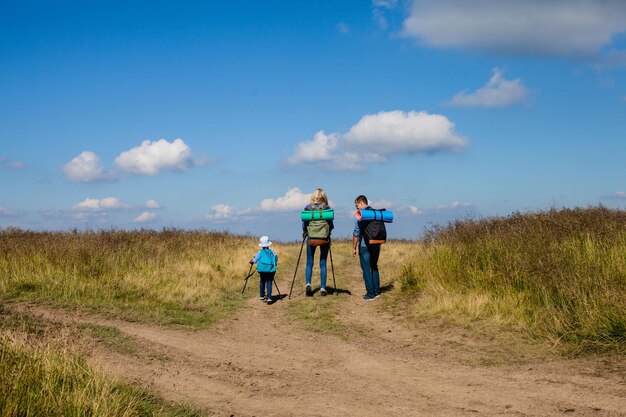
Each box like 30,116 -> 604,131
356,209 -> 394,223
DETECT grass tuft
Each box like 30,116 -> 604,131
0,336 -> 203,417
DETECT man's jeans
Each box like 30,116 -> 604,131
305,243 -> 329,289
359,244 -> 380,297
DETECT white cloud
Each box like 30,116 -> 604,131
0,156 -> 25,169
403,1 -> 626,57
145,199 -> 161,209
409,205 -> 423,215
345,111 -> 467,153
259,188 -> 312,212
114,138 -> 194,175
604,191 -> 626,199
205,188 -> 323,223
72,197 -> 132,211
206,204 -> 235,220
286,131 -> 339,165
63,151 -> 115,182
448,68 -> 529,108
434,201 -> 472,212
369,198 -> 394,209
134,211 -> 157,223
0,206 -> 14,216
287,110 -> 467,171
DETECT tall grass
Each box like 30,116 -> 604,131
0,229 -> 262,327
0,336 -> 203,417
0,305 -> 203,416
397,207 -> 626,353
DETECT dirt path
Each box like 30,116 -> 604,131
14,247 -> 626,417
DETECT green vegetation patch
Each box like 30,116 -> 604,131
397,207 -> 626,354
285,297 -> 345,335
78,322 -> 138,356
0,336 -> 205,417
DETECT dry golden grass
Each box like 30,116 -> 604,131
0,229 -> 263,327
0,306 -> 203,417
394,207 -> 626,354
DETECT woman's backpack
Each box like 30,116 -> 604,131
306,204 -> 331,242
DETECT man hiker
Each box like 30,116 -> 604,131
352,195 -> 381,301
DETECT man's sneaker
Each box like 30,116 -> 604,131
320,288 -> 327,297
306,284 -> 313,297
362,294 -> 376,301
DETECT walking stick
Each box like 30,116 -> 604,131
241,264 -> 256,294
288,237 -> 306,299
273,278 -> 281,296
329,243 -> 337,295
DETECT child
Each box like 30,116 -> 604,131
250,235 -> 278,304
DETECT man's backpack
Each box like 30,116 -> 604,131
306,204 -> 331,242
257,248 -> 277,273
360,208 -> 388,245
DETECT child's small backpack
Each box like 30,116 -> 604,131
306,204 -> 331,242
257,248 -> 277,273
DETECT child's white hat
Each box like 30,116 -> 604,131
259,236 -> 272,247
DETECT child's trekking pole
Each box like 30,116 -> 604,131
288,236 -> 306,299
273,278 -> 281,296
241,264 -> 256,294
329,243 -> 337,295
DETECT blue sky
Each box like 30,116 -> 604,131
1,0 -> 626,240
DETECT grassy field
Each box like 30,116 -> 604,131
0,229 -> 266,327
0,229 -> 300,416
1,209 -> 625,415
395,206 -> 626,354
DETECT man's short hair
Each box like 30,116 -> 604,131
354,195 -> 368,205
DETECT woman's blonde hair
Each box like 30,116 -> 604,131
310,188 -> 328,205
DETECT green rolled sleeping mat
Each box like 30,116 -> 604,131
300,208 -> 334,221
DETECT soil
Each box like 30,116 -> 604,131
10,248 -> 626,417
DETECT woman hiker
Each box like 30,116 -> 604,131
302,188 -> 334,296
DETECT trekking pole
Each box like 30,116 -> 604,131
273,278 -> 282,296
288,237 -> 306,299
241,264 -> 255,294
329,243 -> 337,295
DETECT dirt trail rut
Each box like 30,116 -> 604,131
17,248 -> 626,417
